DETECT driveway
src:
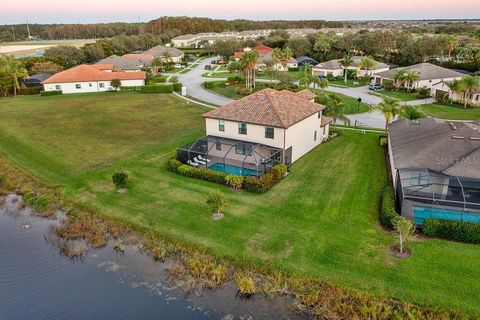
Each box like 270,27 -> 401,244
175,58 -> 233,106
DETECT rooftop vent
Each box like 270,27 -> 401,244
470,137 -> 480,141
452,135 -> 465,140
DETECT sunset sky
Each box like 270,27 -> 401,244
2,0 -> 479,24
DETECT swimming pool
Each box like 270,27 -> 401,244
413,206 -> 480,225
209,163 -> 259,176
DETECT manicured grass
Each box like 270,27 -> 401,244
316,90 -> 370,114
328,79 -> 370,88
421,103 -> 480,120
203,72 -> 237,78
371,90 -> 419,101
205,81 -> 244,99
1,94 -> 480,315
256,70 -> 303,80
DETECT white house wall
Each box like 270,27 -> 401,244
44,79 -> 144,94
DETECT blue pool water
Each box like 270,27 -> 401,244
209,163 -> 258,176
413,206 -> 480,225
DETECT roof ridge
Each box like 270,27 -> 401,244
264,90 -> 287,128
442,144 -> 480,173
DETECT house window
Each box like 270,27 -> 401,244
265,127 -> 274,139
75,84 -> 81,89
99,83 -> 105,88
314,130 -> 317,141
235,144 -> 252,156
238,123 -> 247,135
323,126 -> 326,136
218,120 -> 225,132
89,83 -> 93,87
55,85 -> 61,90
318,111 -> 321,119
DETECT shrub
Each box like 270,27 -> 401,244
379,137 -> 388,147
154,75 -> 168,83
204,81 -> 215,89
112,170 -> 128,189
173,82 -> 183,92
170,76 -> 179,83
382,80 -> 395,91
392,216 -> 416,254
120,86 -> 142,91
110,79 -> 121,90
205,190 -> 229,214
288,67 -> 299,72
225,175 -> 244,190
235,275 -> 256,296
41,90 -> 62,96
167,159 -> 228,184
272,164 -> 287,180
20,87 -> 41,95
380,186 -> 399,228
422,218 -> 480,244
416,87 -> 431,99
140,84 -> 173,93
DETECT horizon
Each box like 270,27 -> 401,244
2,0 -> 480,24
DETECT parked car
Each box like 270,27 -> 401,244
217,60 -> 226,65
210,60 -> 217,64
204,64 -> 212,70
173,64 -> 184,69
318,75 -> 327,80
369,84 -> 384,91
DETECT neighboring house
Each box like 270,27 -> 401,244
388,118 -> 480,225
122,53 -> 155,67
42,64 -> 146,94
234,45 -> 298,71
177,88 -> 331,176
373,63 -> 464,91
313,56 -> 390,78
296,56 -> 319,67
431,81 -> 480,106
20,72 -> 53,88
146,45 -> 184,62
95,55 -> 144,72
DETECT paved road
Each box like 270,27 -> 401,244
174,58 -> 436,129
175,58 -> 232,106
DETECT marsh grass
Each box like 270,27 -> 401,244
235,274 -> 256,297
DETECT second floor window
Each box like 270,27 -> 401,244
218,120 -> 225,132
238,123 -> 247,135
265,127 -> 274,139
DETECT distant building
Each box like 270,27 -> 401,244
313,56 -> 390,78
234,45 -> 297,71
295,56 -> 319,67
145,45 -> 184,62
20,72 -> 53,88
95,55 -> 145,72
42,64 -> 145,94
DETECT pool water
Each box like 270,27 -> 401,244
209,163 -> 259,176
413,206 -> 480,225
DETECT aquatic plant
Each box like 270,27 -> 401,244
235,275 -> 256,297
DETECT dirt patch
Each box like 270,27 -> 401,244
212,212 -> 224,220
389,246 -> 411,260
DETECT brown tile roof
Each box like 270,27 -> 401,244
321,116 -> 333,127
42,64 -> 146,84
91,64 -> 113,70
293,89 -> 317,101
203,88 -> 325,129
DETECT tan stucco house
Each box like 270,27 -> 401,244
177,89 -> 331,176
313,56 -> 390,78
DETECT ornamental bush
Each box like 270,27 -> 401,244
422,218 -> 480,244
154,76 -> 168,83
204,81 -> 215,89
112,170 -> 129,189
416,87 -> 431,99
173,82 -> 183,92
272,164 -> 287,180
225,175 -> 244,190
380,186 -> 399,228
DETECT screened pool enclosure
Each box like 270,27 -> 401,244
177,136 -> 283,177
396,168 -> 480,225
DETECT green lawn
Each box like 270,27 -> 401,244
371,90 -> 419,101
328,79 -> 370,88
316,90 -> 370,114
421,103 -> 480,120
205,81 -> 244,99
1,93 -> 480,315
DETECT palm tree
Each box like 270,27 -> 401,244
403,70 -> 420,92
299,64 -> 313,89
398,106 -> 426,121
324,94 -> 350,128
372,98 -> 401,132
0,55 -> 28,96
317,78 -> 329,95
339,53 -> 354,84
358,56 -> 375,76
272,48 -> 282,78
280,47 -> 293,72
460,76 -> 480,109
239,51 -> 259,92
449,79 -> 466,104
393,70 -> 406,90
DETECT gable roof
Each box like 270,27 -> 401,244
42,64 -> 146,84
122,53 -> 154,66
389,118 -> 480,179
376,63 -> 465,81
234,45 -> 274,59
96,55 -> 144,70
313,56 -> 389,71
146,45 -> 184,58
203,88 -> 325,129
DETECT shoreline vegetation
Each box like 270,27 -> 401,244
0,157 -> 471,319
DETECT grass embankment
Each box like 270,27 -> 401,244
420,103 -> 480,120
0,93 -> 479,316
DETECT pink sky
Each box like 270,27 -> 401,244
2,0 -> 479,24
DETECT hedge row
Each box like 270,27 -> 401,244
20,87 -> 41,95
380,186 -> 399,229
422,218 -> 480,244
204,81 -> 215,89
154,76 -> 168,83
173,82 -> 183,92
167,158 -> 287,193
40,90 -> 62,96
140,84 -> 173,93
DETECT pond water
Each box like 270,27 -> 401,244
0,195 -> 310,320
